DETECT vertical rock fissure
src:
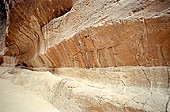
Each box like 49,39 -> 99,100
166,68 -> 170,112
142,68 -> 151,88
166,97 -> 170,112
141,68 -> 153,110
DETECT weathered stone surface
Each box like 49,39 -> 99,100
0,66 -> 169,112
31,17 -> 170,67
0,0 -> 170,67
3,0 -> 74,63
0,1 -> 169,112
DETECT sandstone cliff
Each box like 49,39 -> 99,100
1,0 -> 74,66
0,0 -> 170,67
0,0 -> 170,112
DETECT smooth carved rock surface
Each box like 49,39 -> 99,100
0,67 -> 169,112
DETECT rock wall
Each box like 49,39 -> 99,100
2,0 -> 74,65
0,0 -> 9,56
29,17 -> 170,67
2,0 -> 170,67
0,1 -> 170,112
0,0 -> 6,44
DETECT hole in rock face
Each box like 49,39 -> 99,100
16,62 -> 28,68
0,56 -> 3,65
0,1 -> 6,19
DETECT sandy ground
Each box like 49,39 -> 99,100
0,78 -> 60,112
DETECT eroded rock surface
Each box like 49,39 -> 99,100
0,0 -> 169,112
2,0 -> 74,64
0,66 -> 169,112
2,0 -> 170,67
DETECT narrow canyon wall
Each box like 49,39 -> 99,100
0,0 -> 74,65
0,1 -> 170,112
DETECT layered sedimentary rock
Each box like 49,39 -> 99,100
31,0 -> 170,68
1,0 -> 170,67
0,67 -> 169,112
0,0 -> 170,112
34,16 -> 170,67
1,0 -> 74,65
